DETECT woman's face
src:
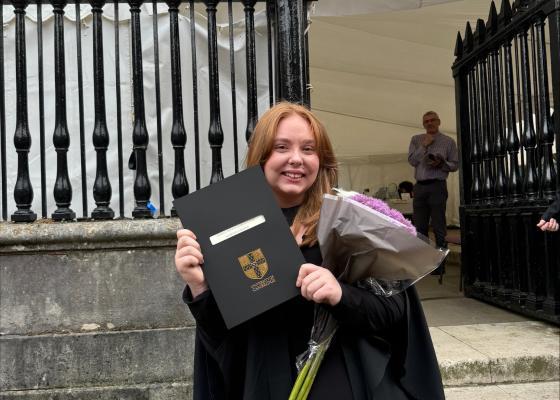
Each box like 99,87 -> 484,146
263,114 -> 320,208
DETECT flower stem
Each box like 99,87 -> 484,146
296,329 -> 336,400
288,357 -> 312,400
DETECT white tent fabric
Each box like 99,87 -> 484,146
2,1 -> 503,225
308,0 -> 509,226
311,0 -> 461,16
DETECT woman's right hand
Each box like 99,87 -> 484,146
175,229 -> 209,297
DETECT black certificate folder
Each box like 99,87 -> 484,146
173,166 -> 305,329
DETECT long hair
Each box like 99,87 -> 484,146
245,102 -> 338,246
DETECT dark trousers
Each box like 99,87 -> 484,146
412,180 -> 448,249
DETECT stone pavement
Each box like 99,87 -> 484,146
417,244 -> 560,399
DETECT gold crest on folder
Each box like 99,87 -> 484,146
238,249 -> 269,280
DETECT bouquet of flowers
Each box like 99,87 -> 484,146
288,190 -> 448,400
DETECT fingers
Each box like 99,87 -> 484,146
174,229 -> 207,291
177,228 -> 196,240
176,233 -> 202,254
297,265 -> 342,306
296,263 -> 321,287
538,219 -> 559,232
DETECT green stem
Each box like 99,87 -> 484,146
296,344 -> 327,400
296,331 -> 337,400
288,357 -> 312,400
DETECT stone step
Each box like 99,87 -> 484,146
432,321 -> 559,386
0,382 -> 192,400
1,321 -> 557,397
444,381 -> 560,400
0,327 -> 194,392
0,244 -> 193,336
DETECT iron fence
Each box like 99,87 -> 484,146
0,0 -> 311,221
453,0 -> 560,324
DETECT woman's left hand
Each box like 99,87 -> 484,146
296,263 -> 342,306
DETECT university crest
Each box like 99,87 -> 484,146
238,249 -> 268,280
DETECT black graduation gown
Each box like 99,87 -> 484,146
183,207 -> 444,400
542,195 -> 560,221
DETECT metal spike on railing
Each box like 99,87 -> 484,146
454,32 -> 463,60
475,18 -> 486,46
501,0 -> 513,26
464,22 -> 473,53
487,1 -> 498,36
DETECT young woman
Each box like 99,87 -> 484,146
175,102 -> 444,400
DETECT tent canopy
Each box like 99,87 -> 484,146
309,0 -> 494,158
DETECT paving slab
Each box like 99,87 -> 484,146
437,322 -> 559,384
0,327 -> 195,391
432,321 -> 559,386
0,382 -> 192,400
445,381 -> 560,400
430,327 -> 493,386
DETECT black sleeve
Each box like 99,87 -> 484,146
328,283 -> 405,334
542,197 -> 560,221
183,286 -> 229,352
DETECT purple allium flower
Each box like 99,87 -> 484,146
349,193 -> 417,235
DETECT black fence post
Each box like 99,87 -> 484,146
243,0 -> 258,142
11,0 -> 37,222
168,0 -> 189,216
204,0 -> 225,185
128,0 -> 152,218
274,0 -> 308,105
51,0 -> 75,221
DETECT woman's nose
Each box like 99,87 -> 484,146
288,150 -> 303,165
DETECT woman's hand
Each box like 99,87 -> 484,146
537,218 -> 559,232
175,229 -> 208,297
296,264 -> 342,306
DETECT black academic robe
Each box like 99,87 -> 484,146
184,207 -> 444,400
542,196 -> 560,221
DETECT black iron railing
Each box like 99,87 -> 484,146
0,0 -> 311,221
453,0 -> 559,324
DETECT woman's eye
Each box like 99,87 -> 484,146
303,146 -> 315,153
274,144 -> 288,151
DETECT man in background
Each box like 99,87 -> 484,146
408,111 -> 458,278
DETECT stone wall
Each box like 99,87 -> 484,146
0,219 -> 194,399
